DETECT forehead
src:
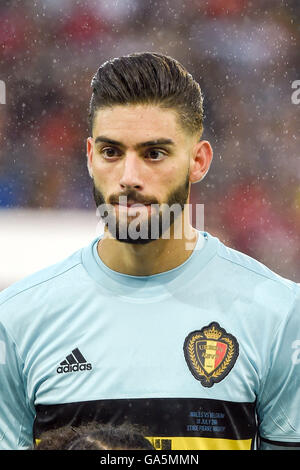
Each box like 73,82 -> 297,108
92,104 -> 187,145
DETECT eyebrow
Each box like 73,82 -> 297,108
94,136 -> 175,150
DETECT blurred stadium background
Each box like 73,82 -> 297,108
0,0 -> 299,290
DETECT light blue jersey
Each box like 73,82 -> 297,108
0,231 -> 299,450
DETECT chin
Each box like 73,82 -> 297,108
110,226 -> 161,245
114,236 -> 158,245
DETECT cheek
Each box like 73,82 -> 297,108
162,165 -> 185,185
150,172 -> 173,195
92,159 -> 114,184
92,169 -> 111,197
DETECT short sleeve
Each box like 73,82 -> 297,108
0,321 -> 34,449
257,285 -> 300,449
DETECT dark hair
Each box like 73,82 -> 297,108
88,52 -> 203,138
34,422 -> 155,450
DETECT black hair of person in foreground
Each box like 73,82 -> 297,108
34,421 -> 155,450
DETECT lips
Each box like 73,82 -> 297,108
116,202 -> 150,207
114,200 -> 151,207
112,200 -> 154,217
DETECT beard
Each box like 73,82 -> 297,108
92,172 -> 190,245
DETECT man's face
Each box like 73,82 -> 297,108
87,104 -> 195,244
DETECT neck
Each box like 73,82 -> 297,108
97,214 -> 199,276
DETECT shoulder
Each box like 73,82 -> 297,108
0,245 -> 84,317
208,232 -> 298,315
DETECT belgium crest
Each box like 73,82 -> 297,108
183,322 -> 239,388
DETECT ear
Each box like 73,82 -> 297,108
86,137 -> 94,179
189,140 -> 213,184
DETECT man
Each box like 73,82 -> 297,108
0,52 -> 299,450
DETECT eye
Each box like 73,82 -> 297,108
145,149 -> 167,161
100,147 -> 120,159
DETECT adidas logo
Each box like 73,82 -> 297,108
57,348 -> 92,374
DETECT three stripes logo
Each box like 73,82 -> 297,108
57,348 -> 92,374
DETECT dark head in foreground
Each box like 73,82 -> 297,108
34,422 -> 155,450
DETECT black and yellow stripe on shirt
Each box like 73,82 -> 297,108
34,397 -> 257,450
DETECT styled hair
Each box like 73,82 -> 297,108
34,422 -> 155,450
88,52 -> 203,138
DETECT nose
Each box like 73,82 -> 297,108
119,153 -> 144,191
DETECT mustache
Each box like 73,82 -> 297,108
109,191 -> 159,206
